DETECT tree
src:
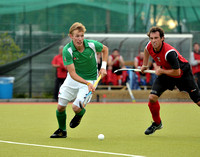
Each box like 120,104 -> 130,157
0,32 -> 25,65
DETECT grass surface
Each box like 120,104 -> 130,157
0,102 -> 200,157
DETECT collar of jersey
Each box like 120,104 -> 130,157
153,42 -> 164,54
70,39 -> 89,51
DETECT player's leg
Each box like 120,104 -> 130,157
70,99 -> 86,128
135,72 -> 141,85
70,80 -> 94,128
145,94 -> 163,135
50,76 -> 78,138
122,71 -> 128,85
145,75 -> 173,135
177,70 -> 200,107
196,72 -> 200,89
50,98 -> 69,138
145,73 -> 151,85
107,69 -> 113,85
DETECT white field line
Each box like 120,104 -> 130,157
0,140 -> 145,157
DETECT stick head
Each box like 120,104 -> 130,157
114,69 -> 120,73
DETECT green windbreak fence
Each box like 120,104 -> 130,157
1,0 -> 200,33
0,0 -> 199,98
1,0 -> 200,56
0,34 -> 193,98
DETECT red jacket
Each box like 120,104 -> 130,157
51,55 -> 67,78
192,52 -> 200,74
135,55 -> 143,67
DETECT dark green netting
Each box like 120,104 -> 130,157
0,38 -> 66,98
0,34 -> 192,98
0,0 -> 199,98
0,0 -> 200,33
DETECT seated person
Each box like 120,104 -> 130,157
134,51 -> 151,86
106,49 -> 128,85
190,42 -> 200,88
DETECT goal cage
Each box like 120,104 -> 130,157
84,33 -> 193,90
84,33 -> 193,61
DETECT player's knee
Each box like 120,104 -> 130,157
189,90 -> 200,107
196,101 -> 200,107
149,94 -> 158,103
57,97 -> 68,112
72,104 -> 82,113
57,105 -> 66,112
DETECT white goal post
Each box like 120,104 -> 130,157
85,33 -> 193,62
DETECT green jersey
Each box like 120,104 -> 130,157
63,39 -> 103,80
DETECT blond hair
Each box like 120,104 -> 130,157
69,22 -> 86,35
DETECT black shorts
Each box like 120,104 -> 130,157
151,68 -> 200,103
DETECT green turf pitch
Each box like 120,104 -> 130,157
0,102 -> 200,157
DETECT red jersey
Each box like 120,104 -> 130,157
135,55 -> 143,67
192,52 -> 200,74
110,55 -> 121,68
51,54 -> 67,78
146,42 -> 188,78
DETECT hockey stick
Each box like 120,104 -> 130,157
126,82 -> 136,102
80,75 -> 102,109
114,68 -> 155,74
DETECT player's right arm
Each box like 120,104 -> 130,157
66,63 -> 95,92
141,48 -> 150,72
62,46 -> 95,92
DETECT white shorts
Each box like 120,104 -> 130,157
58,74 -> 96,107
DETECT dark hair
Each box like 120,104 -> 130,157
112,48 -> 120,53
193,42 -> 199,47
147,26 -> 165,38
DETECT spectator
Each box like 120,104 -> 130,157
51,45 -> 67,101
107,49 -> 128,85
134,51 -> 151,86
190,42 -> 200,88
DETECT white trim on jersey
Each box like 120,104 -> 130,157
165,49 -> 178,61
88,42 -> 96,53
67,47 -> 73,57
88,42 -> 99,77
145,41 -> 151,54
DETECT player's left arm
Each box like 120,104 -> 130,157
99,45 -> 108,78
141,48 -> 150,72
156,51 -> 181,76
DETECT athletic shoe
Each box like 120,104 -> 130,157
70,115 -> 83,128
144,121 -> 163,135
50,128 -> 67,138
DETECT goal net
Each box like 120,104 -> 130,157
84,33 -> 193,62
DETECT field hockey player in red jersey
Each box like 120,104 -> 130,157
141,26 -> 200,135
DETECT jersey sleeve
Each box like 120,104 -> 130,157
62,47 -> 73,66
51,56 -> 57,65
166,51 -> 180,69
92,40 -> 103,52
